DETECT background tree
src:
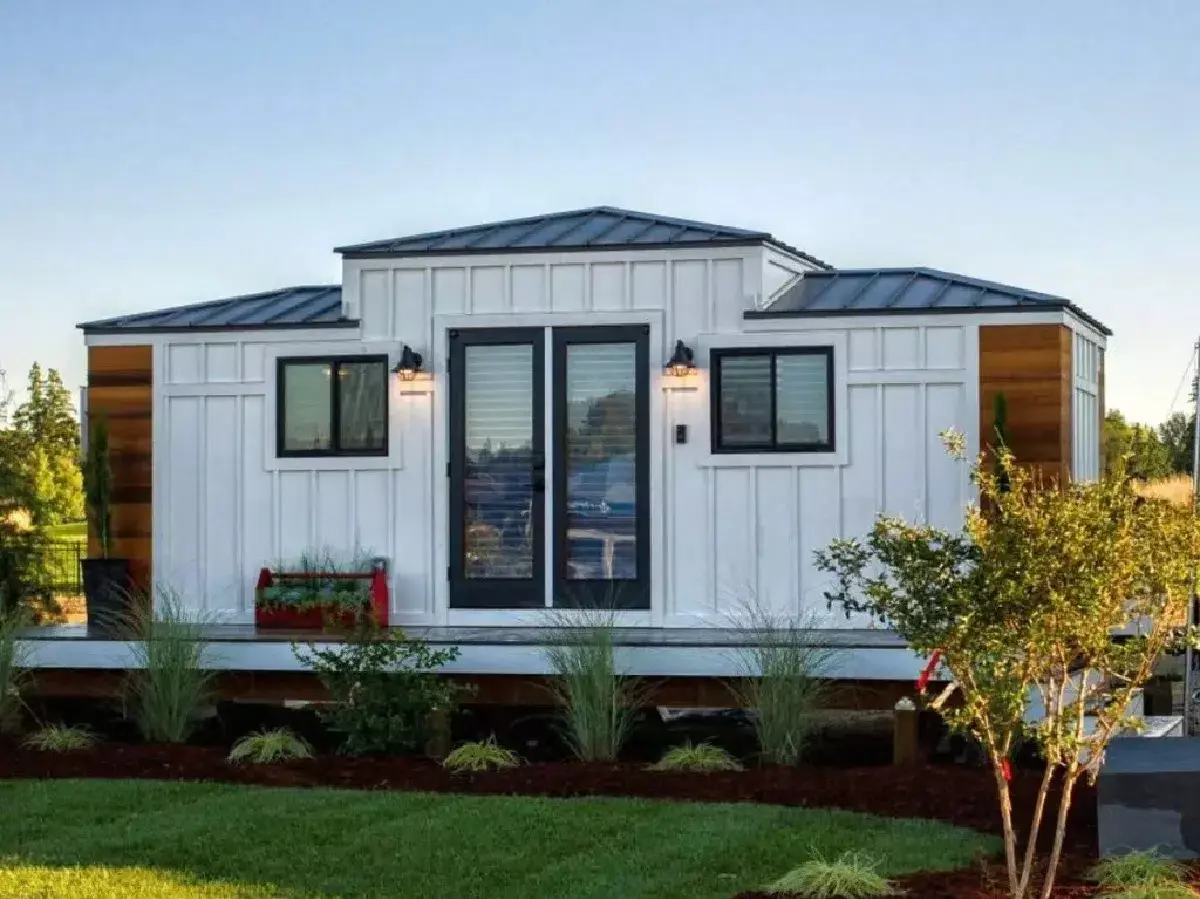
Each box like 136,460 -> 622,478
1103,410 -> 1172,479
1158,410 -> 1194,475
8,364 -> 83,525
817,435 -> 1198,899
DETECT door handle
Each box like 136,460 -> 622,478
531,453 -> 545,492
531,452 -> 545,472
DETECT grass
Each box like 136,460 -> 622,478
0,780 -> 994,899
117,588 -> 218,743
650,742 -> 743,773
542,608 -> 645,762
43,521 -> 87,542
1135,475 -> 1193,508
442,735 -> 521,772
1090,850 -> 1187,890
729,605 -> 834,766
227,729 -> 313,765
768,850 -> 897,897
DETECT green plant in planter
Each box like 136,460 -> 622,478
83,417 -> 113,559
259,550 -> 374,614
293,617 -> 461,756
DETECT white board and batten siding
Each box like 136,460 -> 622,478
97,238 -> 1103,630
1072,328 -> 1103,482
343,245 -> 976,629
149,328 -> 432,621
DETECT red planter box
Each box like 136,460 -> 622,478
253,566 -> 390,630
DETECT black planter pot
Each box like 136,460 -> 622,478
81,557 -> 132,636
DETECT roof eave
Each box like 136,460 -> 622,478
745,302 -> 1112,336
336,236 -> 773,259
78,319 -> 361,336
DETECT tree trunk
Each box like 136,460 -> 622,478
1017,763 -> 1057,897
993,768 -> 1023,898
1040,767 -> 1079,899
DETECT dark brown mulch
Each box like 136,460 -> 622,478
1,741 -> 1114,898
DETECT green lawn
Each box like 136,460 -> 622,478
0,780 -> 995,899
43,521 -> 86,542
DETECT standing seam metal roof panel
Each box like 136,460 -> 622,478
78,285 -> 349,333
333,205 -> 831,268
750,267 -> 1110,334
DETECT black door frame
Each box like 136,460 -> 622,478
448,327 -> 546,609
551,325 -> 651,610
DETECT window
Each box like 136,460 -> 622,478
277,356 -> 388,456
710,347 -> 834,453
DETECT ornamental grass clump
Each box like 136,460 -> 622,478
729,604 -> 833,766
650,741 -> 742,773
768,850 -> 897,898
228,728 -> 313,764
442,735 -> 520,772
22,724 -> 98,752
118,587 -> 218,744
817,433 -> 1200,899
542,608 -> 646,762
1089,850 -> 1189,891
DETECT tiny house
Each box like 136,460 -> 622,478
69,206 -> 1108,680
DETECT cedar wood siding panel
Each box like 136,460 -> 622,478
87,345 -> 152,587
979,324 -> 1072,483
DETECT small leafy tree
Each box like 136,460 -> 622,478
816,433 -> 1199,899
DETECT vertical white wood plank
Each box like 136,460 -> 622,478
882,384 -> 922,520
278,472 -> 310,559
315,471 -> 352,556
166,396 -> 201,612
754,467 -> 796,614
927,384 -> 966,531
241,396 -> 272,617
203,395 -> 238,615
797,467 -> 842,622
714,468 -> 754,612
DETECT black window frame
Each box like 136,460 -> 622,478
710,346 -> 835,454
276,354 -> 390,458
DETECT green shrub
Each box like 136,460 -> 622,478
729,605 -> 833,766
294,618 -> 460,756
442,735 -> 520,772
768,851 -> 897,898
1090,850 -> 1188,890
22,724 -> 98,752
118,587 -> 218,743
542,609 -> 644,762
651,741 -> 742,773
228,728 -> 313,764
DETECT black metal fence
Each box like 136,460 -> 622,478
0,536 -> 84,609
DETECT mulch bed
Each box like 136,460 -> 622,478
0,741 -> 1138,898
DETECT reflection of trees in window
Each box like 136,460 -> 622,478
465,443 -> 534,579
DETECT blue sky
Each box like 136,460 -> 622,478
2,1 -> 1197,423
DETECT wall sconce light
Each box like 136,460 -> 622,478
664,339 -> 696,377
393,345 -> 424,381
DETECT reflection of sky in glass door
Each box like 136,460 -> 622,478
564,342 -> 637,581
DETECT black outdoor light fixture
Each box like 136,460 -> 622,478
393,345 -> 424,381
664,339 -> 695,377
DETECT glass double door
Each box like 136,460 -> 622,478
448,326 -> 650,609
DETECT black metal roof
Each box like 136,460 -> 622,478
748,267 -> 1110,335
78,285 -> 350,334
335,205 -> 831,267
